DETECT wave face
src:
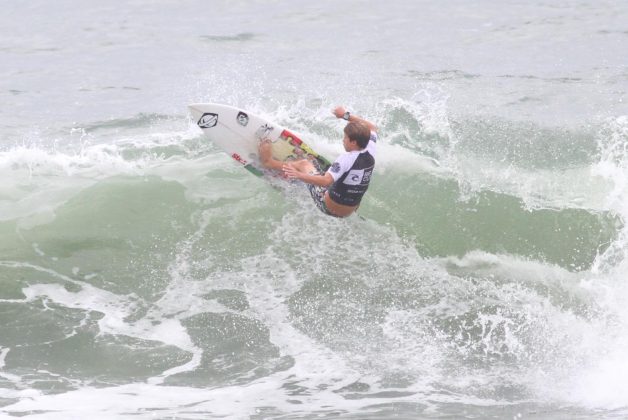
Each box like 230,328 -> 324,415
2,1 -> 628,419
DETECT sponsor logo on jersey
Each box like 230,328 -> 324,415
343,169 -> 364,185
362,168 -> 373,183
198,113 -> 218,128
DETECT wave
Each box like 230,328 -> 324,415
0,106 -> 624,266
2,100 -> 628,416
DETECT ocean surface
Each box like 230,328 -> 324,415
1,1 -> 628,419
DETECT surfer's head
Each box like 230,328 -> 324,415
343,121 -> 371,150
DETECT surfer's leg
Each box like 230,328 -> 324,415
258,140 -> 284,171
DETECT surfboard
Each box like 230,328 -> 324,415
188,103 -> 331,177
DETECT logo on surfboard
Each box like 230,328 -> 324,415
198,113 -> 218,128
236,111 -> 249,127
255,123 -> 275,140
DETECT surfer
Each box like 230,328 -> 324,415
259,106 -> 377,217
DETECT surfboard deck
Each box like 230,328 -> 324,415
188,103 -> 331,178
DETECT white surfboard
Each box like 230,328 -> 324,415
188,103 -> 331,177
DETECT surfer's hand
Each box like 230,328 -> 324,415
282,164 -> 302,180
333,106 -> 346,119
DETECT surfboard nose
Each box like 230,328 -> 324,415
187,104 -> 205,121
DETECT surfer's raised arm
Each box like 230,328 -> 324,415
333,106 -> 378,132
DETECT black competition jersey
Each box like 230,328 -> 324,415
326,131 -> 377,206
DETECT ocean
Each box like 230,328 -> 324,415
1,0 -> 628,418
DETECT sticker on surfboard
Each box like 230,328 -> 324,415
197,113 -> 218,128
255,123 -> 275,140
236,112 -> 249,126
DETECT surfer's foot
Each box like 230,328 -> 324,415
258,139 -> 283,171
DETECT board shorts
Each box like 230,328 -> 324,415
306,160 -> 337,217
307,183 -> 335,216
